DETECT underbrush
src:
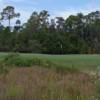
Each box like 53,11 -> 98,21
0,67 -> 95,100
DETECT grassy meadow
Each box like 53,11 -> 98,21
0,52 -> 99,100
1,53 -> 99,72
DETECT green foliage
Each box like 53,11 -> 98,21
0,6 -> 100,54
3,53 -> 23,66
2,53 -> 52,67
3,53 -> 39,66
2,53 -> 52,69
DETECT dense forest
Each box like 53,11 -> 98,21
0,6 -> 100,54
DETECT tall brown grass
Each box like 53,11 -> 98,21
0,67 -> 95,100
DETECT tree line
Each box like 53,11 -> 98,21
0,6 -> 100,54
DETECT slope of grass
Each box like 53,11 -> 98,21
15,53 -> 100,71
0,52 -> 100,71
0,53 -> 78,74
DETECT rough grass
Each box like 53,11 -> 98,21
0,67 -> 95,100
0,52 -> 99,99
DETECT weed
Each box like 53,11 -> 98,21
6,85 -> 26,100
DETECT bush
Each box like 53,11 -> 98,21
2,53 -> 51,67
3,53 -> 22,66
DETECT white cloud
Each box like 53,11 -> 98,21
52,1 -> 100,19
1,0 -> 100,26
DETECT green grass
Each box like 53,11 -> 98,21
20,53 -> 100,71
0,52 -> 100,72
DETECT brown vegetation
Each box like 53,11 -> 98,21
0,66 -> 94,100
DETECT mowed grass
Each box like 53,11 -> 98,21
0,52 -> 100,72
32,54 -> 100,70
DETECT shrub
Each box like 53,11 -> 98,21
2,53 -> 53,67
3,53 -> 22,66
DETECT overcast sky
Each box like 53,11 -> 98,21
0,0 -> 100,25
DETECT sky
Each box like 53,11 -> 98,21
0,0 -> 100,25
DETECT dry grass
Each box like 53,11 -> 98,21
0,66 -> 95,100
